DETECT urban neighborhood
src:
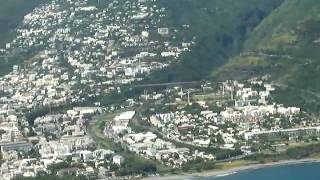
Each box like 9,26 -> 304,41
0,0 -> 319,179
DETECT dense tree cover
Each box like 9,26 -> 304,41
114,154 -> 158,176
141,0 -> 284,83
0,0 -> 51,76
182,159 -> 216,172
0,0 -> 49,44
216,0 -> 320,113
247,143 -> 320,163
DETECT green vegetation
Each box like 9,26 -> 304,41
247,143 -> 320,163
2,0 -> 320,112
88,112 -> 171,175
214,160 -> 257,170
215,0 -> 320,113
272,86 -> 320,114
0,0 -> 49,46
0,0 -> 291,85
162,143 -> 320,175
14,175 -> 86,180
88,112 -> 121,151
13,161 -> 86,180
118,155 -> 157,176
0,0 -> 51,75
143,0 -> 284,82
181,160 -> 217,173
173,143 -> 320,174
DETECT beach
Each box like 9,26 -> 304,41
143,158 -> 320,180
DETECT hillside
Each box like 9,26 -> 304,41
143,0 -> 284,82
0,0 -> 50,47
0,0 -> 283,78
0,0 -> 50,75
214,0 -> 320,113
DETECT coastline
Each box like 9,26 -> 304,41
143,158 -> 320,180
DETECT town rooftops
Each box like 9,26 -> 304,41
114,111 -> 136,121
0,141 -> 33,152
244,126 -> 320,140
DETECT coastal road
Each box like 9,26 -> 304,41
130,81 -> 201,89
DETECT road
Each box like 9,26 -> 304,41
130,81 -> 201,88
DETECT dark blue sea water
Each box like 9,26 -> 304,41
199,162 -> 320,180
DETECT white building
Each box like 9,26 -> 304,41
113,155 -> 124,166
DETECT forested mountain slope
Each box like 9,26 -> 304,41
0,0 -> 49,75
215,0 -> 320,113
145,0 -> 284,82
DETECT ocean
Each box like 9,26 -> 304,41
199,162 -> 320,180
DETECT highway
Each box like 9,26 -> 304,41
130,81 -> 202,88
